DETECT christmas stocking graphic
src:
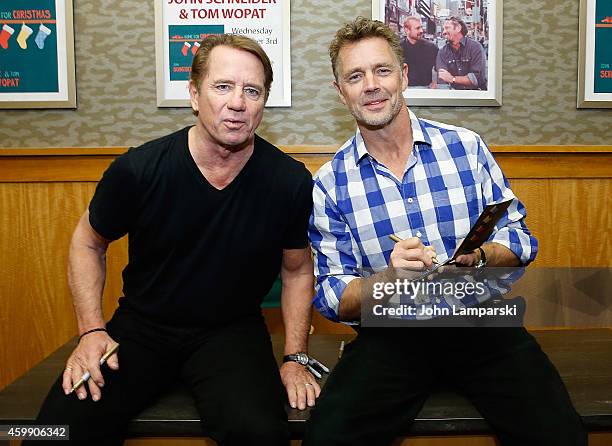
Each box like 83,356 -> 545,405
192,41 -> 200,55
0,24 -> 15,49
181,41 -> 191,56
35,24 -> 52,49
17,23 -> 33,49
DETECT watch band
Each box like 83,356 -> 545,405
475,247 -> 487,268
283,352 -> 309,366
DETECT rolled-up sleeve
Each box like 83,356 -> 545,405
309,177 -> 360,322
476,137 -> 538,265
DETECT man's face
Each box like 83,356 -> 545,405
442,21 -> 461,43
334,37 -> 407,128
189,46 -> 266,149
404,20 -> 423,41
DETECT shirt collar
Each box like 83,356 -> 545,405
352,109 -> 432,164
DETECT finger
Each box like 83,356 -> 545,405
87,379 -> 102,402
62,364 -> 75,395
397,237 -> 424,250
72,368 -> 88,400
106,351 -> 119,370
305,383 -> 316,407
296,382 -> 307,410
286,383 -> 298,409
86,357 -> 105,388
313,381 -> 322,398
455,254 -> 474,266
392,258 -> 426,270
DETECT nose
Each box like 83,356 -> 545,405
227,87 -> 246,111
363,71 -> 380,93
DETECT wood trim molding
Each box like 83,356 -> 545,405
0,146 -> 611,182
1,145 -> 612,156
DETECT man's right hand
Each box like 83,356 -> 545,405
62,331 -> 119,401
389,236 -> 436,271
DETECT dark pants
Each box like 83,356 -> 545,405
25,307 -> 289,446
303,327 -> 587,446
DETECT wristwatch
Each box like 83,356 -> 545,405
475,247 -> 487,268
283,352 -> 309,366
452,76 -> 456,84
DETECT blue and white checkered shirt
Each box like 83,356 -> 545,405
309,110 -> 538,322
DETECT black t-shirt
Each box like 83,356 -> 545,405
89,126 -> 313,327
401,38 -> 438,86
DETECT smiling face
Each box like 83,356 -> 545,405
333,37 -> 407,129
442,20 -> 462,44
404,18 -> 423,43
189,45 -> 266,150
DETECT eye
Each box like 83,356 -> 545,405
214,84 -> 232,93
377,67 -> 392,75
347,72 -> 362,83
243,87 -> 262,99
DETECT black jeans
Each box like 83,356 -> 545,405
24,307 -> 289,446
303,327 -> 587,446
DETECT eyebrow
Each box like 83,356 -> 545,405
344,62 -> 395,75
211,79 -> 264,90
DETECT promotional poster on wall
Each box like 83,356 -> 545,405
0,0 -> 76,109
373,0 -> 502,106
155,0 -> 291,107
578,0 -> 612,108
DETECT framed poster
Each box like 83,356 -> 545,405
372,0 -> 502,106
577,0 -> 612,108
0,0 -> 76,109
154,0 -> 291,107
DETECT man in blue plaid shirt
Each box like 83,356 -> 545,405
303,17 -> 586,446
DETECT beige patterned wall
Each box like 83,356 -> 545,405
1,0 -> 611,148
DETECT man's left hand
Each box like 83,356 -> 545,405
455,249 -> 481,266
280,361 -> 321,410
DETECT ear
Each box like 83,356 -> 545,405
189,80 -> 199,114
401,63 -> 409,90
333,80 -> 347,106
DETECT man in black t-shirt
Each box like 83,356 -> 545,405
400,16 -> 438,88
29,35 -> 317,446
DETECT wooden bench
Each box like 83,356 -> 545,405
1,331 -> 612,442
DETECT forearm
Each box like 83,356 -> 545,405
482,242 -> 520,267
67,213 -> 109,333
338,269 -> 393,321
281,249 -> 314,355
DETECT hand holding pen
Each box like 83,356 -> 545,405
62,331 -> 119,401
388,234 -> 438,271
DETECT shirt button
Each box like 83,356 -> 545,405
407,197 -> 413,203
416,231 -> 422,238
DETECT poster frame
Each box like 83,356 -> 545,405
0,0 -> 76,109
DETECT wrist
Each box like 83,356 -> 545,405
78,327 -> 107,342
283,352 -> 309,366
475,246 -> 487,268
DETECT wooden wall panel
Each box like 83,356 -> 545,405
1,149 -> 611,393
508,179 -> 611,267
1,183 -> 91,389
0,182 -> 126,390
